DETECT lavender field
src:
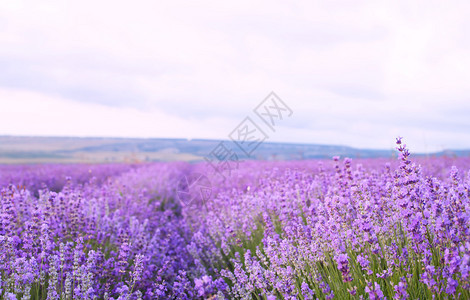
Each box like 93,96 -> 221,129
1,139 -> 469,300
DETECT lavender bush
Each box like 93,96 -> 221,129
1,138 -> 469,299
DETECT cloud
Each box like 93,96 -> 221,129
0,87 -> 235,139
0,0 -> 469,152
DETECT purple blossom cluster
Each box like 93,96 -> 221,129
200,139 -> 470,299
1,138 -> 470,299
0,163 -> 225,299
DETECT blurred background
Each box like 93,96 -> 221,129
1,0 -> 469,163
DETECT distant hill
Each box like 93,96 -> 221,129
0,136 -> 468,163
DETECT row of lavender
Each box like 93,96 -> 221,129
1,140 -> 469,299
202,140 -> 470,299
0,164 -> 138,196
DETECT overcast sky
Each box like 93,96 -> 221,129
0,0 -> 469,152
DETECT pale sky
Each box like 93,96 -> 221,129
0,0 -> 469,152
